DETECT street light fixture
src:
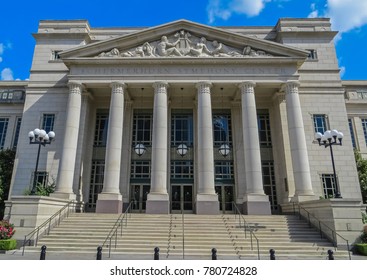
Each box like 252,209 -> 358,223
28,128 -> 55,195
314,129 -> 343,198
176,143 -> 188,157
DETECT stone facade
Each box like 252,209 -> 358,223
0,18 -> 366,243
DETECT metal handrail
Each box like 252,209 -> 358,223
232,202 -> 260,260
22,200 -> 76,256
292,202 -> 351,260
101,202 -> 133,258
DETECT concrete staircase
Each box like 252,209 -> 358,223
22,213 -> 351,260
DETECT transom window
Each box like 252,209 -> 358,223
357,90 -> 367,99
133,113 -> 153,146
171,113 -> 193,146
215,161 -> 234,180
313,114 -> 328,134
94,111 -> 109,147
213,112 -> 232,146
0,118 -> 9,149
170,161 -> 194,179
131,161 -> 151,178
12,117 -> 22,149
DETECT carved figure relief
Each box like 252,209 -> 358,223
96,30 -> 273,58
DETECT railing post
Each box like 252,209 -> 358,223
40,245 -> 47,260
211,248 -> 217,260
22,236 -> 27,256
154,247 -> 160,260
97,246 -> 102,260
35,228 -> 40,246
327,249 -> 334,260
269,249 -> 275,260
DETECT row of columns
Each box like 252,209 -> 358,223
52,80 -> 314,214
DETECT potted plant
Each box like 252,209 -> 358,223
0,220 -> 16,251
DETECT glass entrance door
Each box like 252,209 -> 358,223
171,184 -> 193,213
130,185 -> 150,213
215,185 -> 234,213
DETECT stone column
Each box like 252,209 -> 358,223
52,82 -> 82,200
195,81 -> 219,214
285,81 -> 314,201
96,82 -> 125,213
239,81 -> 271,214
146,82 -> 170,214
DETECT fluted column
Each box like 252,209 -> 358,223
96,82 -> 125,213
146,82 -> 169,214
52,82 -> 82,200
285,81 -> 314,201
239,81 -> 271,214
195,81 -> 219,214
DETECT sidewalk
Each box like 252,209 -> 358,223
1,249 -> 366,260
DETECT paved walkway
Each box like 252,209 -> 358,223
1,249 -> 366,260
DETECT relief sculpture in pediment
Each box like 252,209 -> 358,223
96,30 -> 273,58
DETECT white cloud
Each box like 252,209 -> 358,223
308,3 -> 319,18
1,68 -> 14,80
339,66 -> 346,77
207,0 -> 271,23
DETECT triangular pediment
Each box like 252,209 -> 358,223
60,19 -> 309,61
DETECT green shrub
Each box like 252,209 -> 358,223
0,239 -> 17,250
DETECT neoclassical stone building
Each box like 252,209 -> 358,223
1,19 -> 366,241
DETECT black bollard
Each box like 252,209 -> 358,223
269,249 -> 275,260
327,249 -> 334,260
211,248 -> 217,260
154,247 -> 159,260
40,245 -> 47,260
97,246 -> 102,260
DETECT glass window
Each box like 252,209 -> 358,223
361,118 -> 367,147
213,113 -> 232,146
321,174 -> 337,199
42,114 -> 55,133
171,114 -> 193,146
88,160 -> 105,209
32,171 -> 49,188
132,113 -> 153,146
170,161 -> 194,179
0,118 -> 9,149
258,113 -> 272,147
357,90 -> 367,99
262,161 -> 278,212
94,112 -> 109,147
313,114 -> 328,134
12,117 -> 22,149
131,161 -> 151,178
307,49 -> 318,60
51,50 -> 61,60
215,161 -> 234,179
348,118 -> 357,149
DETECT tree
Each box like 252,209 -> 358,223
354,150 -> 367,204
0,149 -> 16,220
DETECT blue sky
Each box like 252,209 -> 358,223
0,0 -> 366,81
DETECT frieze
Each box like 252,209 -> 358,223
71,65 -> 293,76
96,30 -> 274,58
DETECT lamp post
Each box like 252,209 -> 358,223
314,129 -> 343,198
28,128 -> 55,195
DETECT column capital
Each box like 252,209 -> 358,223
239,81 -> 256,90
196,81 -> 212,90
284,81 -> 301,94
68,82 -> 84,94
153,81 -> 169,90
110,81 -> 126,90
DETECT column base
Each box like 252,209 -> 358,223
96,193 -> 123,213
196,194 -> 220,215
243,194 -> 271,215
146,193 -> 169,214
50,192 -> 76,201
291,193 -> 316,203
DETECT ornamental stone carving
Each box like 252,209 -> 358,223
96,30 -> 273,58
